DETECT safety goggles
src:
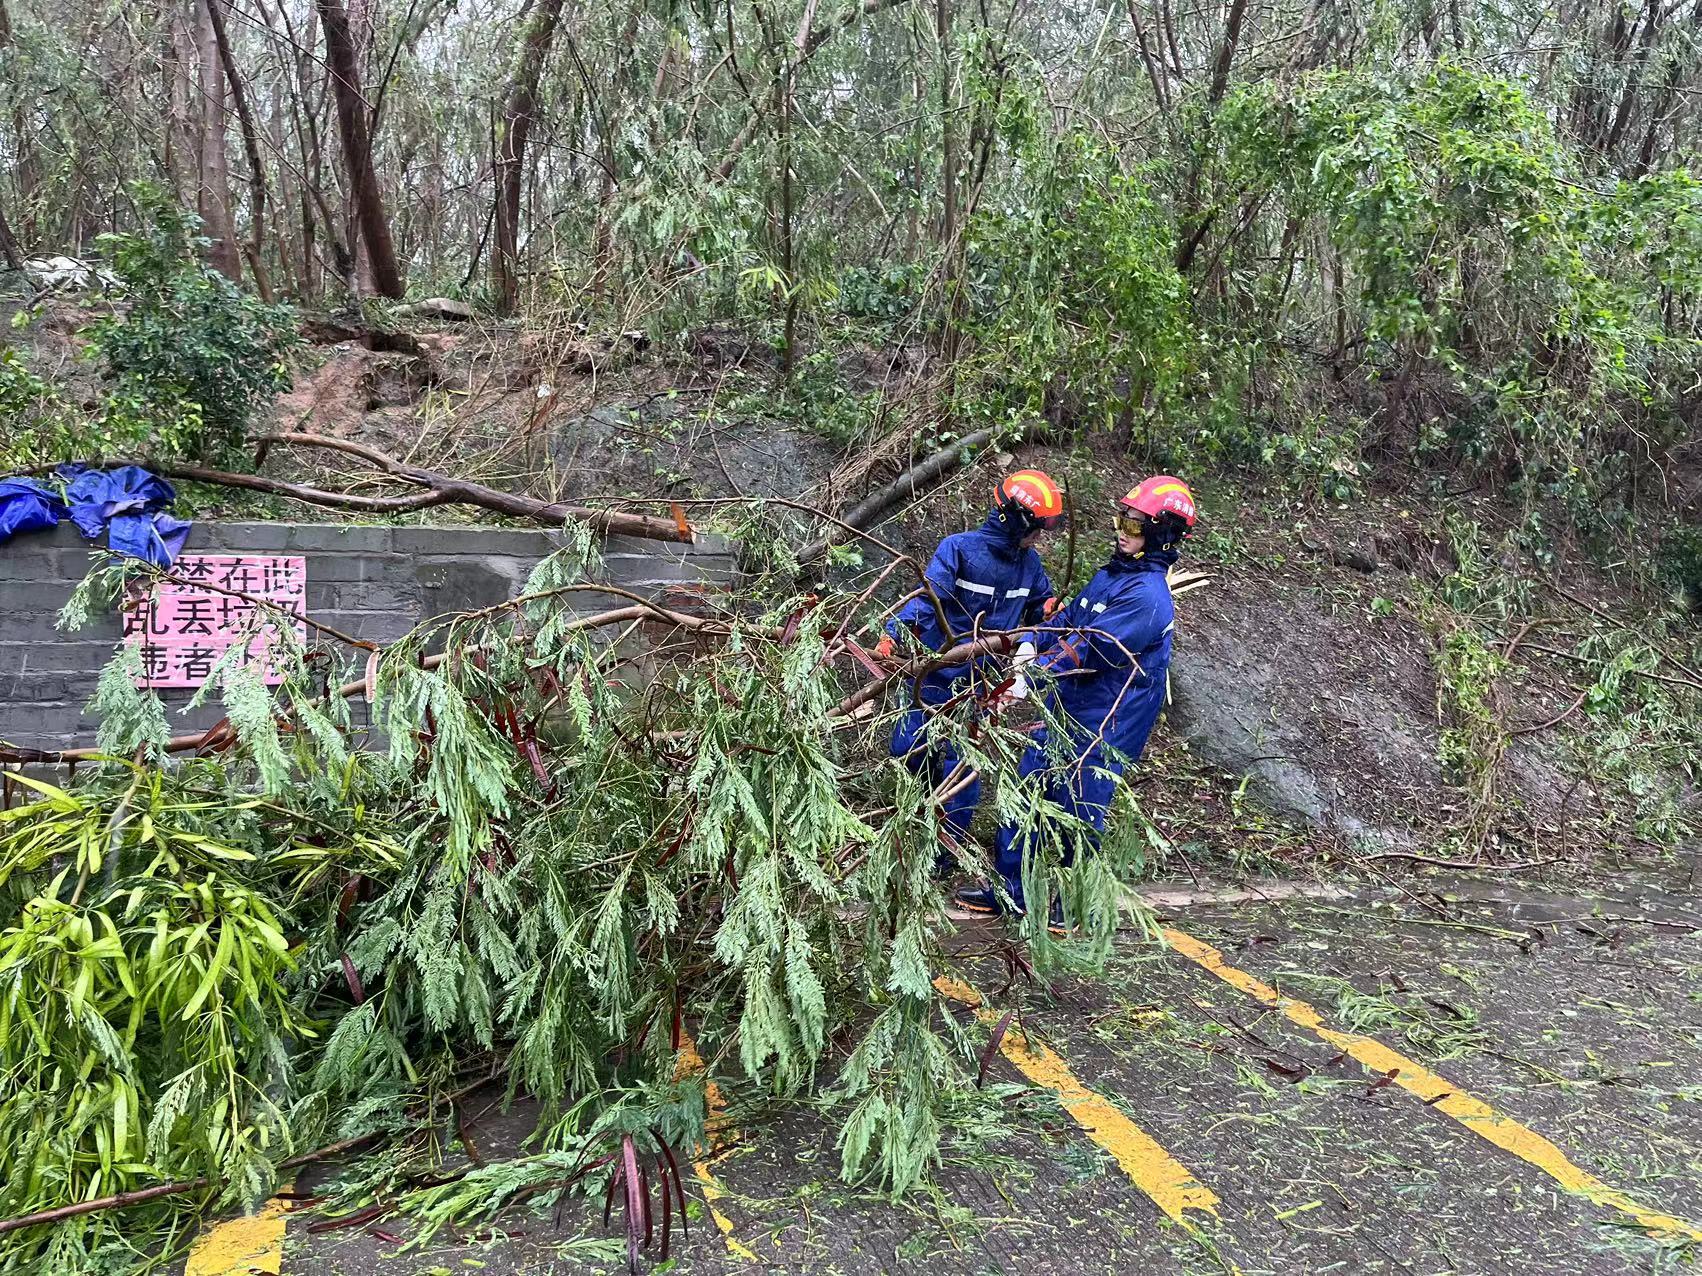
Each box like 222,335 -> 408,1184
1114,510 -> 1146,539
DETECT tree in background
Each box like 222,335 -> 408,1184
0,0 -> 1696,525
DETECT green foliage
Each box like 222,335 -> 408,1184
1218,62 -> 1702,517
959,123 -> 1190,440
81,186 -> 296,465
1431,619 -> 1508,847
1423,521 -> 1516,852
724,350 -> 882,448
1181,347 -> 1368,498
0,770 -> 312,1269
1423,516 -> 1700,852
0,350 -> 87,470
2,188 -> 294,472
1569,625 -> 1700,845
1284,971 -> 1488,1061
835,262 -> 926,325
1,536 -> 1136,1270
88,646 -> 169,759
1656,524 -> 1702,614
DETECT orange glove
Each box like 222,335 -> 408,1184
1042,596 -> 1060,619
874,633 -> 897,663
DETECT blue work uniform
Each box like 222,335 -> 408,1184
887,513 -> 1053,848
992,545 -> 1178,903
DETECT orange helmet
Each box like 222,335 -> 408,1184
994,470 -> 1066,533
1118,475 -> 1197,527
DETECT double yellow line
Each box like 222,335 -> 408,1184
676,1029 -> 761,1263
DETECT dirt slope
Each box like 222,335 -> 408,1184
12,307 -> 1687,872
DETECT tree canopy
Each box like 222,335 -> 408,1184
1,0 -> 1698,527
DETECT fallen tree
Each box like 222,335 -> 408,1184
0,533 -> 1129,1272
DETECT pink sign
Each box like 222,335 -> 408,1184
123,555 -> 308,688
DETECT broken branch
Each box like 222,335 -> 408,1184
796,426 -> 1002,565
4,603 -> 670,766
256,432 -> 692,542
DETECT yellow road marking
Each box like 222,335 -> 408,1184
934,976 -> 1221,1227
676,1031 -> 759,1262
1163,926 -> 1702,1243
183,1188 -> 292,1276
695,1164 -> 760,1262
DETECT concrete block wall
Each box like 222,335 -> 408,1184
0,522 -> 736,752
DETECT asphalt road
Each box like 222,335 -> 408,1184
190,872 -> 1702,1276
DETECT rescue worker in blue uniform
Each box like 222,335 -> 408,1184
877,471 -> 1065,861
955,475 -> 1199,921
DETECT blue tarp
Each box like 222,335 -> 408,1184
0,465 -> 191,566
0,478 -> 68,543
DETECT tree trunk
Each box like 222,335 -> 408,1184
281,0 -> 340,292
578,4 -> 638,297
712,0 -> 914,184
0,0 -> 17,271
493,0 -> 570,315
317,0 -> 405,298
903,21 -> 923,260
778,61 -> 797,374
204,0 -> 273,299
195,0 -> 242,280
775,0 -> 818,374
1124,0 -> 1173,117
268,85 -> 300,296
1574,0 -> 1636,149
1634,55 -> 1685,174
1604,0 -> 1666,158
936,0 -> 958,362
1174,0 -> 1249,274
166,6 -> 198,215
0,196 -> 23,272
0,0 -> 36,245
159,9 -> 180,181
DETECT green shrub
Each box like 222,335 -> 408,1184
83,185 -> 296,465
957,120 -> 1190,441
0,349 -> 80,468
1656,523 -> 1702,613
835,263 -> 926,324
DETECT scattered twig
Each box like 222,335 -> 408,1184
1356,850 -> 1560,872
455,1102 -> 485,1166
1506,643 -> 1702,695
306,1202 -> 388,1234
1500,619 -> 1538,664
0,1107 -> 443,1237
1509,687 -> 1591,737
0,1180 -> 212,1236
977,1009 -> 1016,1088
